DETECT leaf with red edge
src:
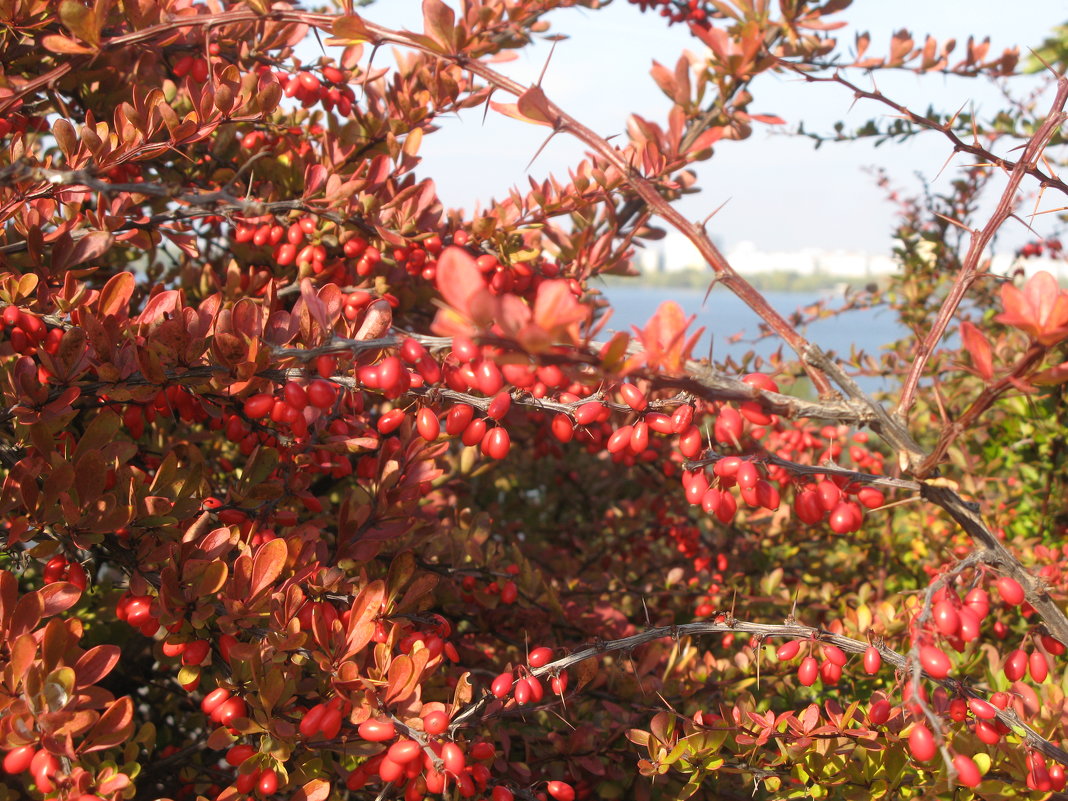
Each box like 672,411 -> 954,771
959,320 -> 994,380
0,569 -> 17,631
74,645 -> 121,688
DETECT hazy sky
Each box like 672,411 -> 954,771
355,1 -> 1066,255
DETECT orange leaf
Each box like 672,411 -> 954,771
97,271 -> 134,318
531,279 -> 589,346
636,301 -> 701,374
995,271 -> 1068,346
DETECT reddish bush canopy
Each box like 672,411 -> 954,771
1,1 -> 1068,800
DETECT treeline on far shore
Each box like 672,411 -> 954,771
602,268 -> 891,293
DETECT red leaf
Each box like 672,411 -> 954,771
75,645 -> 122,688
80,696 -> 134,753
67,231 -> 113,268
249,538 -> 288,599
137,289 -> 182,326
959,321 -> 994,380
432,247 -> 498,334
343,579 -> 385,660
38,582 -> 82,617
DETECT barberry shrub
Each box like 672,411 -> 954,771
1,1 -> 1067,800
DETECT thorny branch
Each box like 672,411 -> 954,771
449,616 -> 1068,767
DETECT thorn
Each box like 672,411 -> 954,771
524,129 -> 559,172
932,211 -> 975,234
1027,45 -> 1062,79
536,39 -> 559,88
933,148 -> 957,182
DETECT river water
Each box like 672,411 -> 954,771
597,284 -> 906,392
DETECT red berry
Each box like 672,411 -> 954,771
257,768 -> 278,796
856,487 -> 885,508
3,745 -> 36,774
416,407 -> 440,441
387,739 -> 422,764
964,587 -> 990,619
307,379 -> 336,409
867,699 -> 891,725
441,742 -> 465,775
551,414 -> 574,443
821,644 -> 847,667
243,393 -> 275,419
919,645 -> 951,678
528,646 -> 553,668
948,698 -> 968,722
201,687 -> 231,715
967,698 -> 997,720
953,754 -> 981,787
776,640 -> 800,662
933,600 -> 960,637
1030,649 -> 1049,682
996,576 -> 1025,606
283,381 -> 307,410
491,672 -> 513,699
546,780 -> 575,801
482,427 -> 510,460
358,719 -> 395,742
975,718 -> 1000,745
908,723 -> 937,761
422,710 -> 449,736
485,392 -> 512,420
226,744 -> 256,767
797,656 -> 818,686
863,645 -> 882,674
1004,648 -> 1027,681
377,408 -> 406,434
618,383 -> 647,411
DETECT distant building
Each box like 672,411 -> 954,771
633,233 -> 1067,280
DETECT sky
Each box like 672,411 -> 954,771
352,0 -> 1067,256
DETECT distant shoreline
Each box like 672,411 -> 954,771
601,269 -> 890,293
